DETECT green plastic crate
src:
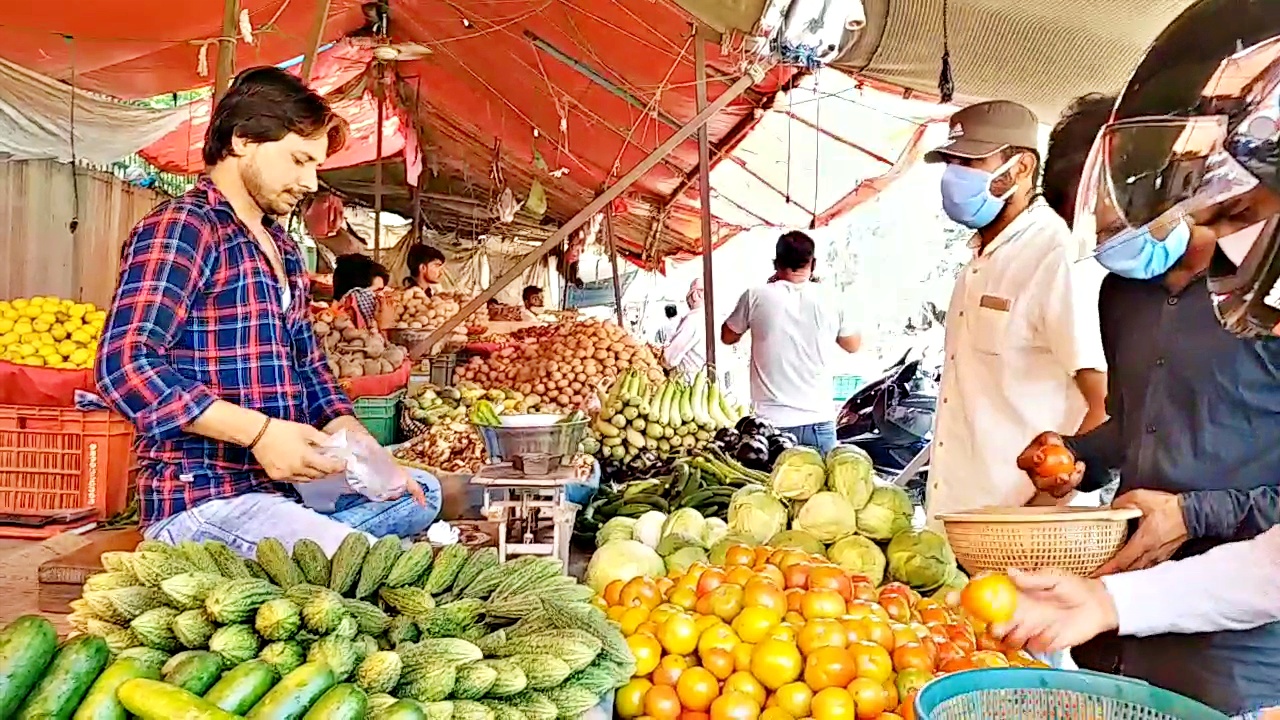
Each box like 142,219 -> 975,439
833,374 -> 864,401
301,243 -> 318,273
353,391 -> 403,446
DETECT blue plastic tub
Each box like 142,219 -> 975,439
915,668 -> 1229,720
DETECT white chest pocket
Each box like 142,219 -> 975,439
967,294 -> 1013,355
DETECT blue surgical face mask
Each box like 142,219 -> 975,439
1094,220 -> 1191,279
940,156 -> 1019,229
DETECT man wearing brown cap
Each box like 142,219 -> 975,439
925,100 -> 1109,525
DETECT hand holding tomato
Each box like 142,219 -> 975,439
984,568 -> 1119,654
1016,432 -> 1086,498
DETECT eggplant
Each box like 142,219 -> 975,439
735,437 -> 771,471
735,416 -> 763,435
714,428 -> 741,448
773,431 -> 798,446
753,419 -> 777,437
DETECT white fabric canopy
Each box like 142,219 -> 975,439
0,57 -> 184,165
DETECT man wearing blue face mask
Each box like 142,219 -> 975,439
925,100 -> 1110,526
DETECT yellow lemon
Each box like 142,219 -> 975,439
31,320 -> 50,333
57,340 -> 77,357
68,304 -> 87,319
64,317 -> 83,331
69,348 -> 91,366
19,333 -> 38,344
21,306 -> 41,319
50,326 -> 67,341
25,355 -> 45,367
11,299 -> 28,309
13,322 -> 31,335
0,319 -> 11,334
0,332 -> 17,347
70,329 -> 91,344
1,309 -> 16,322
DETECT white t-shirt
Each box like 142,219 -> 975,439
927,200 -> 1107,526
724,280 -> 856,427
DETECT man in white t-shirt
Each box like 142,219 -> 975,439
925,100 -> 1108,525
663,278 -> 707,379
721,232 -> 861,455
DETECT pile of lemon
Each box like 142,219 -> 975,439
0,297 -> 106,369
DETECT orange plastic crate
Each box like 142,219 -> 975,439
0,405 -> 136,519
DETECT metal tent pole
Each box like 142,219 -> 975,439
374,65 -> 384,262
695,33 -> 717,372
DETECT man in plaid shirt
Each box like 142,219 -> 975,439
95,67 -> 441,556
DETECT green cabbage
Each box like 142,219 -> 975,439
595,517 -> 637,547
886,528 -> 957,591
827,534 -> 887,585
769,447 -> 826,501
856,485 -> 914,541
584,539 -> 666,592
827,446 -> 876,510
665,546 -> 709,575
792,491 -> 860,543
633,510 -> 668,549
930,566 -> 970,602
709,532 -> 757,564
702,517 -> 729,549
657,508 -> 707,556
727,485 -> 789,544
767,529 -> 825,556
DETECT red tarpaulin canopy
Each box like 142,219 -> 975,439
0,0 -> 951,267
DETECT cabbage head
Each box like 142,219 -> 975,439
702,517 -> 729,549
727,484 -> 789,545
856,485 -> 914,541
657,508 -> 707,556
633,510 -> 668,549
767,529 -> 825,557
886,528 -> 957,591
929,566 -> 970,602
827,446 -> 875,510
595,516 -> 636,547
769,447 -> 826,501
665,546 -> 709,575
584,539 -> 666,592
709,532 -> 757,565
792,491 -> 860,543
827,535 -> 887,585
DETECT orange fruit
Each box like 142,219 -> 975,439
809,687 -> 856,720
759,709 -> 794,720
701,647 -> 736,680
883,676 -> 900,710
619,606 -> 651,635
862,617 -> 896,652
744,580 -> 788,614
899,691 -> 919,720
878,594 -> 913,624
782,563 -> 811,590
749,639 -> 803,690
608,605 -> 628,622
652,655 -> 688,686
767,623 -> 799,644
890,624 -> 921,649
628,633 -> 663,676
894,668 -> 933,699
669,586 -> 698,611
733,642 -> 755,672
723,671 -> 768,706
658,614 -> 701,656
604,579 -> 626,606
724,545 -> 757,566
726,566 -> 757,586
847,677 -> 888,719
801,590 -> 848,620
710,691 -> 762,720
808,565 -> 853,601
960,574 -> 1018,625
802,646 -> 857,691
622,577 -> 662,609
697,623 -> 739,657
616,678 -> 653,718
676,667 -> 720,712
798,618 -> 849,655
970,650 -> 1012,668
651,604 -> 684,626
772,681 -> 814,718
645,684 -> 683,719
892,643 -> 935,674
708,584 -> 747,622
1034,443 -> 1076,477
783,611 -> 807,627
695,614 -> 724,633
850,641 -> 894,683
697,568 -> 727,596
732,605 -> 782,644
682,713 -> 712,720
754,564 -> 786,589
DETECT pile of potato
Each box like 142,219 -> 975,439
393,287 -> 489,331
452,318 -> 664,410
312,310 -> 408,379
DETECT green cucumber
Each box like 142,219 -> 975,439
16,633 -> 110,720
202,659 -> 278,714
0,615 -> 59,718
370,699 -> 426,720
246,662 -> 336,720
116,678 -> 240,720
162,651 -> 224,695
73,656 -> 161,720
300,684 -> 367,720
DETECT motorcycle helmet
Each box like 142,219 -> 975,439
1073,0 -> 1280,337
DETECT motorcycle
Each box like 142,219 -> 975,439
836,347 -> 939,504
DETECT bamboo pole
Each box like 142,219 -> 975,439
604,206 -> 625,326
695,36 -> 716,371
214,0 -> 240,101
300,0 -> 332,83
374,65 -> 384,262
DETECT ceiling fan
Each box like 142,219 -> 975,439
352,2 -> 433,63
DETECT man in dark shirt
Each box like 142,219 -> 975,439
1013,23 -> 1280,712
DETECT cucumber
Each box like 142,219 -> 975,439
300,684 -> 366,720
15,634 -> 110,720
162,651 -> 224,695
202,660 -> 278,714
116,678 -> 240,720
246,662 -> 335,720
73,657 -> 161,720
370,699 -> 426,720
0,615 -> 59,718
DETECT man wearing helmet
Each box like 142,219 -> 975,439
1006,1 -> 1280,716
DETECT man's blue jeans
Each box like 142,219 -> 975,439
779,421 -> 837,456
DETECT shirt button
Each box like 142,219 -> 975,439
1167,297 -> 1179,306
1156,357 -> 1166,366
942,397 -> 949,404
958,311 -> 965,317
1146,424 -> 1157,434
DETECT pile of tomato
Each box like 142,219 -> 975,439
595,544 -> 1046,720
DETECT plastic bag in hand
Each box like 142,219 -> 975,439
319,429 -> 409,501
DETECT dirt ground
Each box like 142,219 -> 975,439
0,533 -> 94,633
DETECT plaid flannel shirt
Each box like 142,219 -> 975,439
96,177 -> 354,525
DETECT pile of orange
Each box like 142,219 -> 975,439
597,544 -> 1045,720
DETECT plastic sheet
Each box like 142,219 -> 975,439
338,359 -> 412,400
0,360 -> 96,408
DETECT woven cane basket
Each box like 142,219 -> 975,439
936,506 -> 1142,577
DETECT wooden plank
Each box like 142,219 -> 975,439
215,0 -> 241,101
418,63 -> 771,349
695,37 -> 717,370
300,0 -> 332,83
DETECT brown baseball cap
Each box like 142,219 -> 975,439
925,100 -> 1040,163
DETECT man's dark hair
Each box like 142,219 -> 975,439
523,285 -> 543,304
664,304 -> 678,319
404,244 -> 446,285
775,231 -> 816,272
332,253 -> 388,300
203,67 -> 347,167
1043,93 -> 1117,223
